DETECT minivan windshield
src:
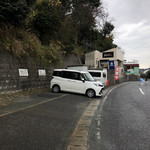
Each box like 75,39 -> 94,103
83,73 -> 95,81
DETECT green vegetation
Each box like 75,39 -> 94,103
0,0 -> 117,65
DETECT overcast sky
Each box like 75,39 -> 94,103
102,0 -> 150,68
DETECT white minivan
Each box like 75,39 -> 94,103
50,69 -> 104,98
88,70 -> 107,85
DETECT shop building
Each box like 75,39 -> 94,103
124,60 -> 140,74
85,47 -> 124,69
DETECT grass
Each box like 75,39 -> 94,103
0,24 -> 62,66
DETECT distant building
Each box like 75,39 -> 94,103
85,50 -> 100,69
124,60 -> 140,74
85,47 -> 124,69
85,48 -> 125,83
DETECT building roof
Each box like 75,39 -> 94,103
124,64 -> 139,67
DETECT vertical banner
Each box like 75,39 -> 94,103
109,61 -> 115,69
115,66 -> 120,80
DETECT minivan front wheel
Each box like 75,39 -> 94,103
52,85 -> 60,93
86,89 -> 95,98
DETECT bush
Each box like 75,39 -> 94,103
0,24 -> 62,66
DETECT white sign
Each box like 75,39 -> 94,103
38,69 -> 46,76
19,69 -> 29,76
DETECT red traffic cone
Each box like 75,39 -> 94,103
106,80 -> 109,85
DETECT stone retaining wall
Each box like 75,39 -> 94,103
0,48 -> 81,94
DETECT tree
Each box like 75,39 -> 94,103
93,30 -> 117,52
28,0 -> 62,45
59,19 -> 77,53
0,0 -> 117,61
0,0 -> 34,26
101,21 -> 114,37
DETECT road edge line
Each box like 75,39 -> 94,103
0,94 -> 68,118
67,82 -> 129,150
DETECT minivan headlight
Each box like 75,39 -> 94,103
94,83 -> 104,87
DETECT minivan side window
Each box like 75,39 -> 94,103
103,72 -> 106,78
62,71 -> 70,78
53,71 -> 62,77
70,72 -> 80,80
89,72 -> 101,77
80,74 -> 85,80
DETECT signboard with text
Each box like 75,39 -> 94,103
115,66 -> 120,80
38,69 -> 46,76
103,52 -> 114,58
109,61 -> 115,69
19,69 -> 28,76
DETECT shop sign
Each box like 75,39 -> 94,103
109,61 -> 115,69
103,52 -> 114,58
115,66 -> 119,80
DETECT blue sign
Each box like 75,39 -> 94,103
109,61 -> 115,69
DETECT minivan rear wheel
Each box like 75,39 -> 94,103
52,85 -> 60,93
86,89 -> 95,98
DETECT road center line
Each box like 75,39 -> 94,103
139,88 -> 145,95
0,94 -> 69,118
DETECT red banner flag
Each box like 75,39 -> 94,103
115,66 -> 120,80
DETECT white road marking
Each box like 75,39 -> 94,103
141,83 -> 144,86
139,88 -> 145,95
96,88 -> 113,140
96,82 -> 129,141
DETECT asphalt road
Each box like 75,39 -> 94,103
0,92 -> 92,150
89,81 -> 150,150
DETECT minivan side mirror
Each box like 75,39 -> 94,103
81,78 -> 85,82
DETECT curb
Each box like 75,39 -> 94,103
67,82 -> 126,150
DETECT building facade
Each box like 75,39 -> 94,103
85,50 -> 100,69
124,60 -> 140,74
85,47 -> 124,69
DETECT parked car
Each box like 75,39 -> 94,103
50,69 -> 104,98
88,69 -> 107,85
140,70 -> 150,78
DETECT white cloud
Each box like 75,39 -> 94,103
116,21 -> 146,39
102,0 -> 150,68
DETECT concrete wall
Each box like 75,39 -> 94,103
85,50 -> 101,69
85,51 -> 95,68
0,48 -> 81,94
107,69 -> 126,86
94,51 -> 101,68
